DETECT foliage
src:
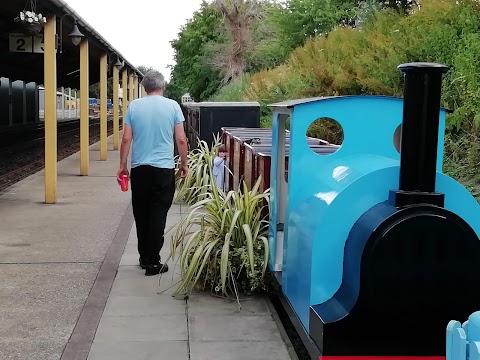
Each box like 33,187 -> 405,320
211,0 -> 480,197
89,78 -> 114,100
164,78 -> 185,102
267,0 -> 358,53
88,65 -> 155,100
137,65 -> 155,75
307,118 -> 344,144
174,135 -> 223,206
167,1 -> 225,101
167,175 -> 270,301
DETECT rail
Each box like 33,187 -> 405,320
0,118 -> 120,192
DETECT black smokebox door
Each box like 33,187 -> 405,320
359,209 -> 480,355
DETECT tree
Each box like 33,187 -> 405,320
164,77 -> 185,102
168,1 -> 224,101
89,83 -> 99,99
211,0 -> 260,83
89,79 -> 113,100
137,65 -> 155,75
381,0 -> 420,14
267,0 -> 358,53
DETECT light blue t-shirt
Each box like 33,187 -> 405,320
124,95 -> 184,169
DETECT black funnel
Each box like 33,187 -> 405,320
390,62 -> 449,207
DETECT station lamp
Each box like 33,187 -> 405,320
68,21 -> 84,46
58,14 -> 84,53
113,57 -> 124,69
108,53 -> 124,75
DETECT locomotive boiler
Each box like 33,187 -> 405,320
267,62 -> 480,358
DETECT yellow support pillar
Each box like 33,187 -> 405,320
134,76 -> 139,99
133,76 -> 138,99
100,53 -> 108,160
129,73 -> 134,107
113,65 -> 120,150
122,68 -> 128,121
44,15 -> 57,204
80,39 -> 89,176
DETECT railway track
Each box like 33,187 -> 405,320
0,118 -> 101,153
0,160 -> 44,191
0,118 -> 119,193
0,117 -> 101,149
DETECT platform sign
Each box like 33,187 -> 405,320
9,33 -> 33,53
8,33 -> 52,53
33,34 -> 44,53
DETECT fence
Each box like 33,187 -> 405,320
447,311 -> 480,360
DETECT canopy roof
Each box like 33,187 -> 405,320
0,0 -> 143,88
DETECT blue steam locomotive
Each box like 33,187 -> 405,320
267,62 -> 480,359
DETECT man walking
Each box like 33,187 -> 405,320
117,70 -> 188,276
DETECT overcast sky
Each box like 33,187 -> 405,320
64,0 -> 205,81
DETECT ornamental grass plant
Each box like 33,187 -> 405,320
174,134 -> 224,205
164,138 -> 271,303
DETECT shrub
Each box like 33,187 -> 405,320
167,177 -> 270,301
174,135 -> 222,206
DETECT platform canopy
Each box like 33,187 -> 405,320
0,0 -> 143,88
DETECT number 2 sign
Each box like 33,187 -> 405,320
9,33 -> 33,53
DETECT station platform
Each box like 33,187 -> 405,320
0,135 -> 295,360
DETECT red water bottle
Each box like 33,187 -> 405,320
118,173 -> 129,192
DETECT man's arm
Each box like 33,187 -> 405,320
175,123 -> 188,166
173,102 -> 188,178
119,124 -> 132,170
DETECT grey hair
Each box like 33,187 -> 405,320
141,70 -> 166,93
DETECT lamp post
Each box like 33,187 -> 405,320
58,14 -> 84,53
108,53 -> 124,75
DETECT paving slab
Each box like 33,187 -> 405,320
166,210 -> 184,225
109,264 -> 183,297
190,340 -> 292,360
93,314 -> 188,342
88,340 -> 188,360
102,294 -> 186,316
187,293 -> 270,316
189,314 -> 283,342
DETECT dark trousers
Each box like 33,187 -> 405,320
130,165 -> 175,265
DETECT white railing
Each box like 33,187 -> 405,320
39,109 -> 79,121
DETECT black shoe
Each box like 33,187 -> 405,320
139,257 -> 147,269
145,263 -> 169,276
